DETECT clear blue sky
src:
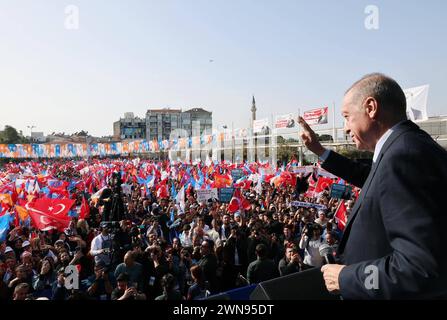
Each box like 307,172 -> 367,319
1,0 -> 446,137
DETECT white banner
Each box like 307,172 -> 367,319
303,107 -> 328,125
290,166 -> 314,174
275,113 -> 296,129
196,188 -> 218,203
253,118 -> 269,134
404,85 -> 429,122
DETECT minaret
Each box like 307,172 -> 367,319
251,95 -> 257,126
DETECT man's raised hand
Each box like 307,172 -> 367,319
298,116 -> 325,157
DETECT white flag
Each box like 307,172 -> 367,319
404,85 -> 429,121
175,186 -> 185,213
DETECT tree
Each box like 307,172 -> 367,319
0,125 -> 28,144
338,148 -> 373,160
318,134 -> 333,142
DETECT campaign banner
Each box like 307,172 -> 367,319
231,169 -> 245,182
253,118 -> 269,134
290,166 -> 314,174
303,107 -> 328,125
290,201 -> 327,211
330,184 -> 352,200
317,168 -> 337,179
218,187 -> 235,203
275,114 -> 296,129
197,188 -> 218,203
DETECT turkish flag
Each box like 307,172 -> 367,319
315,177 -> 334,193
79,196 -> 90,220
157,185 -> 169,199
335,201 -> 347,231
214,174 -> 232,188
279,171 -> 296,187
26,198 -> 75,231
228,188 -> 250,213
234,180 -> 252,190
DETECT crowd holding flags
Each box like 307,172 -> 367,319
0,156 -> 358,237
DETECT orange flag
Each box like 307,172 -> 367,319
15,205 -> 29,221
0,193 -> 13,206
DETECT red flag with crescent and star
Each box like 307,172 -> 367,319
26,198 -> 75,231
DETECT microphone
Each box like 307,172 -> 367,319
319,244 -> 336,264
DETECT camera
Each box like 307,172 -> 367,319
304,223 -> 318,238
100,221 -> 120,233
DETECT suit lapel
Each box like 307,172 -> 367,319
337,120 -> 418,255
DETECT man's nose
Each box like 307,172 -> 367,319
343,120 -> 350,135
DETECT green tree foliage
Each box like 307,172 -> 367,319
0,125 -> 28,144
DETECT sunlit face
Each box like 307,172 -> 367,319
13,287 -> 28,300
342,91 -> 376,151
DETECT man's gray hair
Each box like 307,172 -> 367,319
346,73 -> 407,121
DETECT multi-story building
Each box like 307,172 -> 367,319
113,112 -> 146,140
145,108 -> 183,141
183,108 -> 213,136
145,108 -> 212,141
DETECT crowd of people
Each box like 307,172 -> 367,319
0,157 -> 355,300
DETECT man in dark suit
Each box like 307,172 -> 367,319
299,73 -> 447,299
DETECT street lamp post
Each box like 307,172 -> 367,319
27,125 -> 36,142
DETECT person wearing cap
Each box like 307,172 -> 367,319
3,246 -> 15,260
21,240 -> 32,254
90,224 -> 113,268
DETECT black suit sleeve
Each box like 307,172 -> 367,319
338,145 -> 444,299
321,151 -> 371,188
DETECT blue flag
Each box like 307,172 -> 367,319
0,213 -> 12,242
171,184 -> 177,199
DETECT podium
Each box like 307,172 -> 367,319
250,267 -> 341,300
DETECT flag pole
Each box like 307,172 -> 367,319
298,107 -> 303,165
332,102 -> 337,142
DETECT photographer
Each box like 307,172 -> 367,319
87,262 -> 114,300
90,225 -> 113,268
299,223 -> 324,269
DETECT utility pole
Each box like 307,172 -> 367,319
27,125 -> 36,142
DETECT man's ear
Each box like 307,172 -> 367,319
363,97 -> 379,119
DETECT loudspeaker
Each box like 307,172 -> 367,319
250,267 -> 340,300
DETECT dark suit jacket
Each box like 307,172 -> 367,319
322,120 -> 447,299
